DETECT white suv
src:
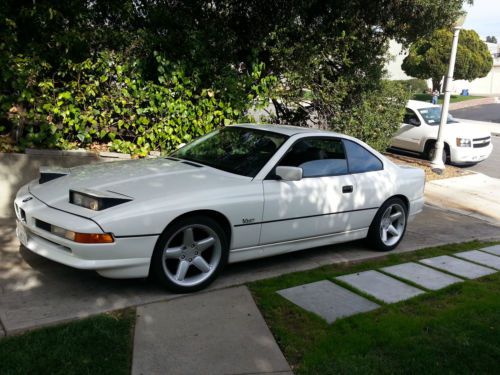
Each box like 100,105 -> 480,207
391,100 -> 493,165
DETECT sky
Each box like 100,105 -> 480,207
463,0 -> 500,38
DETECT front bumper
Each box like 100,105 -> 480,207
450,143 -> 493,164
14,185 -> 157,279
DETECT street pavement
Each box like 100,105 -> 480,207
451,103 -> 500,124
1,205 -> 499,335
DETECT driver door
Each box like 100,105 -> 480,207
260,137 -> 357,245
392,108 -> 424,151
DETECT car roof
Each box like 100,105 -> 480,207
232,123 -> 343,137
407,100 -> 439,110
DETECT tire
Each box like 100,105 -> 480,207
426,142 -> 448,164
367,197 -> 408,251
151,216 -> 229,293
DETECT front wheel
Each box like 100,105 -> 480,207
151,216 -> 229,293
367,198 -> 408,251
426,143 -> 449,164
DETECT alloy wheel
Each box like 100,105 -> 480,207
161,224 -> 222,288
379,203 -> 406,247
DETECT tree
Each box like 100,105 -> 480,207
402,29 -> 493,91
1,0 -> 471,152
486,36 -> 498,44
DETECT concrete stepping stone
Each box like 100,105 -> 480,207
381,262 -> 462,290
454,250 -> 500,270
480,245 -> 500,257
277,280 -> 379,324
336,270 -> 425,303
420,255 -> 496,279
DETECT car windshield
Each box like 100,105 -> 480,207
418,107 -> 458,125
171,126 -> 289,177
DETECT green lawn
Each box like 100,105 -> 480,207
250,241 -> 500,374
412,93 -> 484,104
0,309 -> 135,375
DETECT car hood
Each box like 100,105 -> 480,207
443,120 -> 491,139
29,158 -> 251,218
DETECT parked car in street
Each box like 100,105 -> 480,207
391,100 -> 493,165
15,124 -> 425,293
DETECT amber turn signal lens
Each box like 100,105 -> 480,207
74,233 -> 114,243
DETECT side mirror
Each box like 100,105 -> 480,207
275,166 -> 303,181
409,118 -> 420,126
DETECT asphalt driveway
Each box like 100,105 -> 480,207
1,205 -> 499,335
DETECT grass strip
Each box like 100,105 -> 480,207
250,241 -> 500,374
0,308 -> 135,375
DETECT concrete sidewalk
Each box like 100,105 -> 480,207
425,173 -> 500,224
132,286 -> 292,375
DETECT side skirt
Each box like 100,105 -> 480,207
228,228 -> 368,263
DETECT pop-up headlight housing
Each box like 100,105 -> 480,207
69,189 -> 132,211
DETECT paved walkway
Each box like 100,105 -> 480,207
132,286 -> 292,375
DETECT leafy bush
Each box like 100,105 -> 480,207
329,81 -> 410,151
394,79 -> 429,94
1,52 -> 276,156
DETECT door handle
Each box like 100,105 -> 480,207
342,185 -> 353,194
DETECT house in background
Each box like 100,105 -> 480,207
385,39 -> 500,95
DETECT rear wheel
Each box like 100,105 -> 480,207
367,198 -> 408,251
151,216 -> 228,293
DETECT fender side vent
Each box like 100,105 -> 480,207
39,167 -> 70,184
39,173 -> 67,184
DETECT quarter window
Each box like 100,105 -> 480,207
278,138 -> 348,177
343,140 -> 383,173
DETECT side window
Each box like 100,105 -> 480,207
278,138 -> 348,177
343,140 -> 383,174
403,109 -> 421,126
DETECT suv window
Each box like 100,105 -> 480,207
343,140 -> 383,174
278,138 -> 348,177
403,109 -> 421,126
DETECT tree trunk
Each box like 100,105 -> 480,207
432,78 -> 441,92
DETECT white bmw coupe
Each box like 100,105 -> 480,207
15,124 -> 425,292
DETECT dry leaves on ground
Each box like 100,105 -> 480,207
385,153 -> 471,182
